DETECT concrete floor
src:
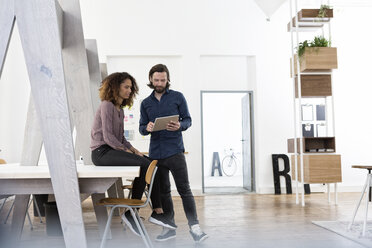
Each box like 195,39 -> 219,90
0,192 -> 369,248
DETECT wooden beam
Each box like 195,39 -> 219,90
15,1 -> 87,247
91,193 -> 112,239
20,95 -> 43,166
10,195 -> 30,244
85,39 -> 102,113
58,0 -> 94,164
0,0 -> 15,76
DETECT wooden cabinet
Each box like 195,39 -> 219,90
291,154 -> 341,183
288,137 -> 335,153
294,75 -> 332,97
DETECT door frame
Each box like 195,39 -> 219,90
200,90 -> 256,193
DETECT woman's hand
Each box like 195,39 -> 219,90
117,146 -> 127,152
130,147 -> 144,157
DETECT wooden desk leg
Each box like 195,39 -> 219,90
107,184 -> 119,216
363,174 -> 372,236
116,178 -> 125,199
8,195 -> 30,246
349,173 -> 370,231
91,193 -> 112,239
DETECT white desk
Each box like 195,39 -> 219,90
0,163 -> 139,179
0,163 -> 139,245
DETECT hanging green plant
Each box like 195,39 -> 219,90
317,5 -> 332,18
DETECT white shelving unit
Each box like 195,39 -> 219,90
288,0 -> 339,206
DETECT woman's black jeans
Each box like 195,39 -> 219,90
91,144 -> 161,209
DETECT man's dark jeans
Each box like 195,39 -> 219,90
157,153 -> 199,226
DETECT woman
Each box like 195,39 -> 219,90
90,72 -> 176,236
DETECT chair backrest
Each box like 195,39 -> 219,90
145,160 -> 158,185
144,160 -> 158,205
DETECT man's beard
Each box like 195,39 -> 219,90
155,86 -> 165,93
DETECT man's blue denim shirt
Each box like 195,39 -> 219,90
139,89 -> 191,159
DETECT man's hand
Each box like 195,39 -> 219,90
166,120 -> 180,131
146,122 -> 154,132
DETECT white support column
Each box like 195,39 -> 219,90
293,0 -> 305,206
327,183 -> 330,203
334,183 -> 338,205
15,1 -> 87,247
58,0 -> 94,164
85,39 -> 102,113
0,0 -> 15,76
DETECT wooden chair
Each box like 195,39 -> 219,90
97,160 -> 158,248
121,178 -> 152,207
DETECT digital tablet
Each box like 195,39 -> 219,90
152,115 -> 179,131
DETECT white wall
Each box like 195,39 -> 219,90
0,24 -> 30,163
1,0 -> 372,194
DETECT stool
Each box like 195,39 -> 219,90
348,165 -> 372,236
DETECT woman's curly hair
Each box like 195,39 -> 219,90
99,72 -> 138,108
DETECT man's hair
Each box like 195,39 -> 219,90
147,64 -> 171,89
99,72 -> 138,108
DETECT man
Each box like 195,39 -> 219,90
139,64 -> 208,243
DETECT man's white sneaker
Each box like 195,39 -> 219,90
189,224 -> 208,243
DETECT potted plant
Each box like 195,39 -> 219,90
287,5 -> 334,31
297,36 -> 330,58
291,36 -> 337,74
